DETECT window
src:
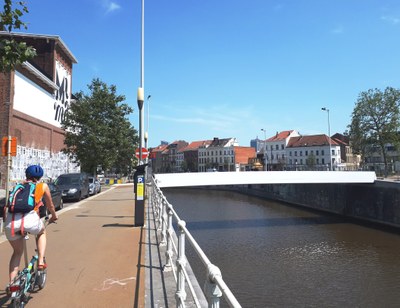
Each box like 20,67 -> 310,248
281,144 -> 284,150
290,151 -> 292,156
300,151 -> 302,156
270,145 -> 273,151
275,145 -> 279,150
305,150 -> 308,156
321,150 -> 324,155
295,151 -> 297,156
316,150 -> 319,156
322,158 -> 325,164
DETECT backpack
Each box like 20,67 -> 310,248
9,182 -> 37,213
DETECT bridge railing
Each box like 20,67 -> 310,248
149,176 -> 242,308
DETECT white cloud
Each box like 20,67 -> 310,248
331,25 -> 344,34
103,1 -> 121,14
381,15 -> 400,25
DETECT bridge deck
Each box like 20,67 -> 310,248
154,171 -> 377,188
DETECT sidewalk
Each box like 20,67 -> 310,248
0,184 -> 145,307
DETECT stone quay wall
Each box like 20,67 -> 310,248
218,180 -> 400,228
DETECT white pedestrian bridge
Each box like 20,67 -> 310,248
154,171 -> 377,188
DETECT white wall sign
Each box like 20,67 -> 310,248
13,60 -> 71,128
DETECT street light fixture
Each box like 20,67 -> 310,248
261,128 -> 268,171
321,107 -> 332,171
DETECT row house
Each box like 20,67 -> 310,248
331,133 -> 361,170
160,140 -> 188,173
264,130 -> 300,170
286,134 -> 341,170
198,137 -> 239,172
149,144 -> 168,173
181,140 -> 212,172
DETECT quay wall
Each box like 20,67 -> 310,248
217,180 -> 400,228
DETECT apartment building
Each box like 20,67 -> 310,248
286,134 -> 341,170
264,130 -> 300,170
180,140 -> 212,172
198,137 -> 238,172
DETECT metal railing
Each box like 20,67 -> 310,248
149,176 -> 242,308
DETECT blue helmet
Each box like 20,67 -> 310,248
25,165 -> 44,179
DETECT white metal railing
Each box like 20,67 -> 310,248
150,176 -> 242,308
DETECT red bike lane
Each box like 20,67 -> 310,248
0,184 -> 145,307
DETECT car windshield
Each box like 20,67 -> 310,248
56,177 -> 79,185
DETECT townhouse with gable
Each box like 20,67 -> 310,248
264,130 -> 300,170
0,32 -> 78,188
180,140 -> 212,172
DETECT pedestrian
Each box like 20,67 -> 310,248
5,165 -> 58,292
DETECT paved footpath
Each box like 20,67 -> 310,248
0,184 -> 145,308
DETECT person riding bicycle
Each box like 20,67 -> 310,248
5,165 -> 58,289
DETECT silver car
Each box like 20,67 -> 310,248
88,177 -> 101,195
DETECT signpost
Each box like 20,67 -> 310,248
135,147 -> 148,160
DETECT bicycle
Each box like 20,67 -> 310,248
8,220 -> 50,307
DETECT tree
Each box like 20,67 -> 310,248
0,0 -> 36,72
62,78 -> 139,175
348,87 -> 400,174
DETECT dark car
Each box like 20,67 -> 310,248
40,182 -> 63,217
55,173 -> 89,201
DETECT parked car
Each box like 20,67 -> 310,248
55,173 -> 89,201
40,182 -> 63,217
89,177 -> 101,195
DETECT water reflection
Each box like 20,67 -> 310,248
164,188 -> 400,308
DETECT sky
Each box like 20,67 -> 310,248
20,0 -> 400,148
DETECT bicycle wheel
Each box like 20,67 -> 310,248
35,269 -> 47,290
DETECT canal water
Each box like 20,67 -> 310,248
163,188 -> 400,308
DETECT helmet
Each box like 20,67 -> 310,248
25,165 -> 44,179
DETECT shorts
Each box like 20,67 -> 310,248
5,211 -> 44,241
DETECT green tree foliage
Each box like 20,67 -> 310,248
348,87 -> 400,173
0,0 -> 37,72
62,78 -> 139,175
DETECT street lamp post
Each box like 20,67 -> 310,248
321,107 -> 332,171
261,128 -> 268,171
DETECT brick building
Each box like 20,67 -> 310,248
0,32 -> 78,189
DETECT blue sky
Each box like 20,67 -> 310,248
22,0 -> 400,147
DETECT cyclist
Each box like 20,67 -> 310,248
5,165 -> 58,290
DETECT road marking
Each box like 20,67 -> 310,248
94,277 -> 136,291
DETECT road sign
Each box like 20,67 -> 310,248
1,136 -> 17,157
135,147 -> 149,159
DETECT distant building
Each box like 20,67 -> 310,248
149,144 -> 168,173
331,133 -> 361,170
264,130 -> 300,170
286,134 -> 341,170
199,137 -> 238,172
234,146 -> 257,171
180,140 -> 212,172
161,140 -> 188,173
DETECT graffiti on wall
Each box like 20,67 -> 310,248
10,145 -> 80,183
53,61 -> 71,124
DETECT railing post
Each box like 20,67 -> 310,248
156,192 -> 162,231
163,204 -> 174,271
204,264 -> 223,308
175,220 -> 187,307
160,199 -> 167,245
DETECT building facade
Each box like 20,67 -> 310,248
0,32 -> 78,188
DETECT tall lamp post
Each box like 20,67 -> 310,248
261,128 -> 268,171
321,107 -> 332,171
145,95 -> 151,150
135,0 -> 146,227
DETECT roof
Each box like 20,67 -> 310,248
234,147 -> 256,164
150,144 -> 168,153
181,140 -> 212,152
0,32 -> 78,63
209,137 -> 232,147
266,130 -> 295,142
286,134 -> 339,148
